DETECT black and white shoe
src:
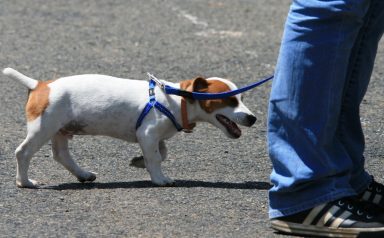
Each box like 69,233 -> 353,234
270,197 -> 384,237
358,178 -> 384,211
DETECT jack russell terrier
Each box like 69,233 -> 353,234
3,68 -> 256,188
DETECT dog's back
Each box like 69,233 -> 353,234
50,75 -> 149,139
3,68 -> 152,140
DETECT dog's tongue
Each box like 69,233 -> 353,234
216,114 -> 241,138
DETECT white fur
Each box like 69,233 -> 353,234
3,68 -> 38,89
4,68 -> 256,188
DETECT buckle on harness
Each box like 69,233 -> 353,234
149,88 -> 155,96
147,72 -> 165,89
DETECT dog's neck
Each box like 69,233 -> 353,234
161,81 -> 198,132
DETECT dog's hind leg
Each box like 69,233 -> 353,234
51,133 -> 96,183
15,137 -> 43,188
15,121 -> 56,188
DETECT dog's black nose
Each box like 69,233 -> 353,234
247,115 -> 257,127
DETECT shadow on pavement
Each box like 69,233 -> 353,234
42,180 -> 272,191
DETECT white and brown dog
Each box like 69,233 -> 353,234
3,68 -> 256,188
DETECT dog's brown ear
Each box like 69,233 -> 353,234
192,77 -> 208,92
180,79 -> 194,92
180,77 -> 208,103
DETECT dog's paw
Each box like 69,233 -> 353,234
129,156 -> 146,169
77,171 -> 97,183
16,179 -> 39,188
152,176 -> 176,187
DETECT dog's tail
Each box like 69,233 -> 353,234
2,68 -> 39,90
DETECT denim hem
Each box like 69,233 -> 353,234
268,189 -> 356,219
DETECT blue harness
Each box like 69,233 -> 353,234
135,73 -> 273,131
135,79 -> 184,131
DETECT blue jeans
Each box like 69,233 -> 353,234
268,0 -> 384,218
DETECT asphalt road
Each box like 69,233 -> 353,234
0,1 -> 383,237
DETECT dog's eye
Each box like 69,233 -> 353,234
227,97 -> 239,107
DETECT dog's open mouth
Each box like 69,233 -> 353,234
216,114 -> 241,138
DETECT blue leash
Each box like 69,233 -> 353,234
149,73 -> 274,100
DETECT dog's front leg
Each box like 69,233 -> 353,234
129,140 -> 167,169
137,137 -> 174,186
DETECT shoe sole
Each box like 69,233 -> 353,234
271,219 -> 384,238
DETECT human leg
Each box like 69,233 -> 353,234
267,0 -> 384,235
335,0 -> 384,195
268,0 -> 373,218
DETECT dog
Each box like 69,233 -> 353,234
3,68 -> 256,188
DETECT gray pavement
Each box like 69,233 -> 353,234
0,0 -> 383,237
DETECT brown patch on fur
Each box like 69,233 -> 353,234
25,80 -> 55,121
180,78 -> 239,113
179,79 -> 194,92
199,80 -> 239,113
192,78 -> 239,113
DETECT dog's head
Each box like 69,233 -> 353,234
180,77 -> 256,139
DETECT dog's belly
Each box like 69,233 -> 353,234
59,113 -> 139,142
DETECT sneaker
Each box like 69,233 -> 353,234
270,197 -> 384,237
358,177 -> 384,211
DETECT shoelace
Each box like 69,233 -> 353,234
367,179 -> 383,194
337,197 -> 375,220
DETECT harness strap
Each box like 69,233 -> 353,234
135,80 -> 184,131
135,101 -> 155,130
154,101 -> 183,131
